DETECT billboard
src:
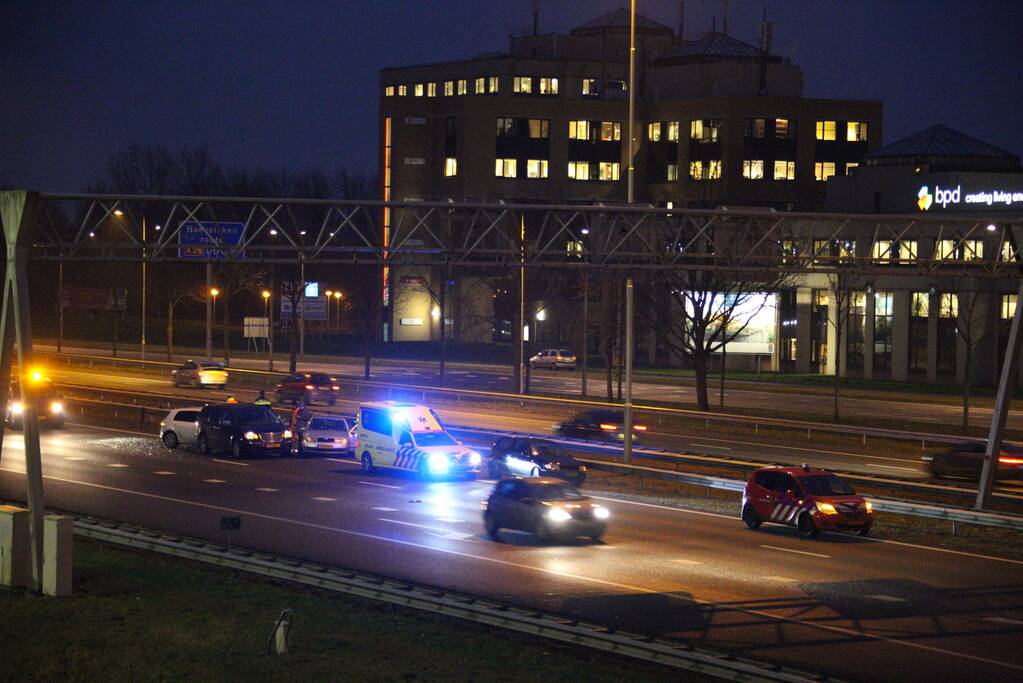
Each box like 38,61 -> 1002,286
178,221 -> 245,259
685,293 -> 776,355
280,296 -> 327,321
60,287 -> 127,311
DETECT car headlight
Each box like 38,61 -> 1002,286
593,506 -> 610,520
816,501 -> 838,515
303,436 -> 315,444
427,452 -> 450,474
337,437 -> 348,447
282,430 -> 292,439
544,461 -> 560,470
547,507 -> 572,522
864,500 -> 873,513
11,401 -> 23,415
50,401 -> 63,414
468,451 -> 481,466
578,465 -> 587,473
244,431 -> 260,441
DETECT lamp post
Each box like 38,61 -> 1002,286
333,290 -> 343,331
262,289 -> 272,367
114,209 -> 148,359
325,289 -> 334,332
210,287 -> 220,356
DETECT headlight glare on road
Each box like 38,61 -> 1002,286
244,431 -> 260,441
50,401 -> 63,414
547,507 -> 572,522
593,506 -> 610,519
11,401 -> 23,415
816,501 -> 838,515
428,452 -> 450,474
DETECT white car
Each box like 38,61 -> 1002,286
355,402 -> 481,478
529,349 -> 577,370
160,407 -> 203,449
299,416 -> 355,456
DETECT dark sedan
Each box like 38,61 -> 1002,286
196,404 -> 292,458
556,409 -> 646,444
924,441 -> 1023,480
274,372 -> 339,406
482,478 -> 608,543
488,437 -> 587,486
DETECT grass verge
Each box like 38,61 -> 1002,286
0,537 -> 688,683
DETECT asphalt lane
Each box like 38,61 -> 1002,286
2,423 -> 1023,681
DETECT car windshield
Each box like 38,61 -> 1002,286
200,363 -> 224,370
309,373 -> 334,384
232,407 -> 280,426
800,475 -> 855,496
412,431 -> 457,447
308,417 -> 347,432
534,483 -> 586,501
532,442 -> 568,460
558,350 -> 572,356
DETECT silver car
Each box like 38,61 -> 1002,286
529,348 -> 577,370
299,416 -> 355,456
160,407 -> 203,449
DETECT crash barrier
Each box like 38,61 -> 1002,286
74,515 -> 827,683
53,390 -> 1023,531
39,350 -> 1000,452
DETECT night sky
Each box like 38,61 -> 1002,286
3,0 -> 1021,193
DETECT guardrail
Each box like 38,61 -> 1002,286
73,515 -> 827,682
39,350 -> 998,451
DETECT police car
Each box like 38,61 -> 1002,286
355,402 -> 481,479
741,465 -> 874,537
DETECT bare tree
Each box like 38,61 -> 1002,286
930,277 -> 986,432
822,269 -> 866,422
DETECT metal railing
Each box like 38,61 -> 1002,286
73,515 -> 829,682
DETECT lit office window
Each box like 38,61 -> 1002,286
397,85 -> 407,96
666,121 -> 679,141
647,123 -> 661,141
744,118 -> 766,138
567,161 -> 590,180
690,160 -> 721,180
899,240 -> 918,261
846,162 -> 859,174
539,77 -> 558,95
427,82 -> 437,97
939,293 -> 958,318
775,118 -> 792,139
582,78 -> 599,96
513,76 -> 532,93
414,83 -> 424,97
566,240 -> 584,256
773,160 -> 795,180
667,164 -> 678,181
963,239 -> 984,260
444,81 -> 454,96
815,120 -> 836,140
599,121 -> 621,141
742,160 -> 764,180
475,77 -> 485,94
384,86 -> 395,97
872,240 -> 892,263
457,79 -> 467,95
814,162 -> 836,181
847,121 -> 869,141
598,162 -> 621,181
1002,294 -> 1019,320
568,120 -> 590,140
496,117 -> 515,136
444,158 -> 457,177
935,239 -> 956,260
838,241 -> 856,260
690,119 -> 721,142
489,76 -> 499,93
495,158 -> 517,178
528,119 -> 549,138
526,159 -> 549,178
1003,241 -> 1018,262
911,292 -> 930,317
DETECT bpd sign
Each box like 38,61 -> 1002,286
178,221 -> 245,259
918,184 -> 1023,212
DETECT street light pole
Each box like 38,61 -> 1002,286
141,215 -> 146,359
623,278 -> 634,464
205,262 -> 213,360
626,0 -> 637,204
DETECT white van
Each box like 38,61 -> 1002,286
355,402 -> 481,478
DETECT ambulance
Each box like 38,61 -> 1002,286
355,402 -> 482,478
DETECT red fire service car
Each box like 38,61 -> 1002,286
741,465 -> 874,538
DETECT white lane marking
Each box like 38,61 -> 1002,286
213,459 -> 249,467
372,506 -> 398,512
436,517 -> 462,524
379,518 -> 474,541
107,463 -> 129,468
359,481 -> 400,489
311,496 -> 337,502
12,467 -> 1023,672
153,471 -> 176,476
670,558 -> 702,565
202,479 -> 226,484
688,443 -> 732,450
875,464 -> 920,472
868,594 -> 908,602
64,456 -> 86,461
590,494 -> 1023,566
255,487 -> 279,492
764,575 -> 799,582
324,458 -> 358,464
987,617 -> 1023,626
760,544 -> 830,559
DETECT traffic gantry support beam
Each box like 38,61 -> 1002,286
0,190 -> 46,591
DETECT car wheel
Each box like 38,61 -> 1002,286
550,362 -> 557,371
487,460 -> 501,479
855,525 -> 872,537
162,431 -> 179,450
231,439 -> 242,459
797,512 -> 818,538
484,512 -> 500,540
361,452 -> 374,473
742,504 -> 762,530
197,433 -> 210,455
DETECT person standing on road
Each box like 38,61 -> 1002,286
289,400 -> 304,455
254,390 -> 272,406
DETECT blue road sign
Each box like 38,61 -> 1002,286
178,221 -> 245,259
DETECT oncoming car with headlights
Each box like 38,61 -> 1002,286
355,402 -> 480,479
482,478 -> 608,543
299,416 -> 355,456
741,465 -> 875,538
6,372 -> 64,429
195,404 -> 292,458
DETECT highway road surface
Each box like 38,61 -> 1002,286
2,423 -> 1023,681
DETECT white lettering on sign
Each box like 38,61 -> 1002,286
919,184 -> 1023,210
400,318 -> 423,326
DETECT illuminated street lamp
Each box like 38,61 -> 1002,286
333,290 -> 343,331
113,208 -> 148,359
325,290 -> 334,330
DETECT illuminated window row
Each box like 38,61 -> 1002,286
782,238 -> 1015,264
384,77 -> 499,97
496,117 -> 549,138
744,118 -> 794,140
513,76 -> 558,95
568,120 -> 621,142
816,120 -> 869,141
494,159 -> 550,179
647,121 -> 680,142
568,161 -> 620,181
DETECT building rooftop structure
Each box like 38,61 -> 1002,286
863,124 -> 1020,172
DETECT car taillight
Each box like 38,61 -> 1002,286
633,425 -> 647,431
599,423 -> 617,431
332,385 -> 339,391
999,457 -> 1023,465
305,385 -> 314,390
